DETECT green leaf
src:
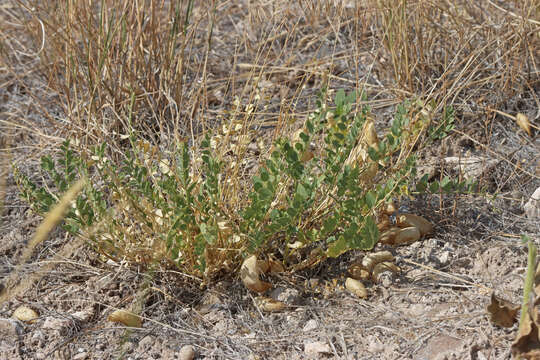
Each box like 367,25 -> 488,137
296,183 -> 308,201
359,215 -> 379,250
326,235 -> 349,258
335,89 -> 345,107
253,181 -> 263,191
322,215 -> 338,236
306,120 -> 314,133
416,174 -> 429,193
199,222 -> 217,245
365,191 -> 376,208
260,170 -> 269,182
367,147 -> 379,162
41,156 -> 54,171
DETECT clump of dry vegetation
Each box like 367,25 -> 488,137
0,0 -> 539,357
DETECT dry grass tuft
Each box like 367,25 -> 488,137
368,0 -> 540,112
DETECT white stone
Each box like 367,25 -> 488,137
178,345 -> 195,360
302,319 -> 318,332
438,251 -> 450,265
444,156 -> 498,179
524,187 -> 540,219
269,287 -> 301,305
42,317 -> 71,335
0,318 -> 24,339
72,309 -> 93,323
304,341 -> 331,355
73,352 -> 88,360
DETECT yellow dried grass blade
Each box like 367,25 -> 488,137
0,178 -> 86,304
21,178 -> 86,263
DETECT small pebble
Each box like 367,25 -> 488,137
73,352 -> 88,360
178,345 -> 195,360
304,341 -> 331,355
0,318 -> 24,338
302,319 -> 318,332
524,187 -> 540,219
438,251 -> 450,265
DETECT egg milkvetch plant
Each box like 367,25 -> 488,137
15,89 -> 473,280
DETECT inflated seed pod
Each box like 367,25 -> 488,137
362,120 -> 379,148
345,277 -> 368,298
241,255 -> 272,293
12,306 -> 39,323
108,309 -> 142,328
380,227 -> 401,245
396,214 -> 433,236
361,251 -> 394,273
348,263 -> 371,281
254,297 -> 286,312
393,226 -> 421,245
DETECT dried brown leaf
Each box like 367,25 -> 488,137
371,261 -> 400,284
487,293 -> 519,328
267,259 -> 285,273
511,306 -> 540,358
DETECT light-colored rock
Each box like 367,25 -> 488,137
413,334 -> 465,360
444,156 -> 498,179
138,336 -> 154,350
0,318 -> 24,338
304,341 -> 331,355
73,352 -> 88,360
367,336 -> 384,353
34,351 -> 47,360
269,287 -> 301,305
303,319 -> 318,333
42,316 -> 71,335
524,187 -> 540,219
161,346 -> 177,360
438,251 -> 450,265
178,345 -> 195,360
71,309 -> 93,323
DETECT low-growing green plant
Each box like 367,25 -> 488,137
15,90 -> 474,280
